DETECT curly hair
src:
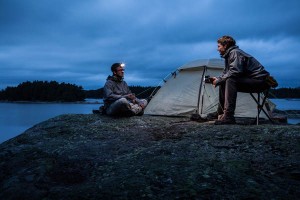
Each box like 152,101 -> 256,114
217,35 -> 236,48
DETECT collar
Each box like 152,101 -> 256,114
107,75 -> 123,82
222,45 -> 239,58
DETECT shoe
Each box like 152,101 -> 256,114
136,110 -> 144,116
123,109 -> 136,117
215,117 -> 236,125
92,109 -> 100,114
206,112 -> 218,120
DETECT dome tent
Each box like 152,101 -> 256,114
144,58 -> 275,119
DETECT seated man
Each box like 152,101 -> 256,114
103,62 -> 147,117
210,35 -> 277,125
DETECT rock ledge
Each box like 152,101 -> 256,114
0,114 -> 299,199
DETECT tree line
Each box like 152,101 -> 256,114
269,87 -> 300,99
0,81 -> 299,102
0,81 -> 86,102
0,81 -> 158,102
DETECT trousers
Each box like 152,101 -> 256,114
106,97 -> 148,116
218,77 -> 269,116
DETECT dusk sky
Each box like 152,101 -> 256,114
1,0 -> 300,90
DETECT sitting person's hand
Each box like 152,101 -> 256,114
211,77 -> 218,87
125,93 -> 136,100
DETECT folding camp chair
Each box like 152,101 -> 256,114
249,88 -> 274,125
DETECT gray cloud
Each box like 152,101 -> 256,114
1,0 -> 300,90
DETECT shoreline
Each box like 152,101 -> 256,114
0,100 -> 299,117
0,100 -> 103,104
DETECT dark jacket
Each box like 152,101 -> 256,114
103,75 -> 131,105
216,45 -> 270,86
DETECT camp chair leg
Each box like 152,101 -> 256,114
256,93 -> 260,125
250,91 -> 274,125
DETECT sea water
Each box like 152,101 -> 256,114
271,98 -> 300,125
0,99 -> 102,144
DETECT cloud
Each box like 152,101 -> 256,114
0,0 -> 300,90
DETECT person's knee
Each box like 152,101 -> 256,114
225,77 -> 237,84
117,97 -> 130,105
106,98 -> 130,115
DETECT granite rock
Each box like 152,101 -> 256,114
0,114 -> 299,199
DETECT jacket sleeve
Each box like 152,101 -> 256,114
216,50 -> 245,86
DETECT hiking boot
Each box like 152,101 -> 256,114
136,110 -> 144,116
92,109 -> 100,114
214,118 -> 236,125
121,108 -> 135,117
206,112 -> 218,120
214,115 -> 236,125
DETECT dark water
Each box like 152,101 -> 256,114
0,99 -> 299,144
0,99 -> 102,144
271,98 -> 300,124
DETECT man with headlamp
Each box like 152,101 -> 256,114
103,63 -> 147,116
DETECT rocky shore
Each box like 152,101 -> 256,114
0,114 -> 299,199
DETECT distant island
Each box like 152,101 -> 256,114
269,87 -> 300,98
0,81 -> 158,102
0,81 -> 86,102
0,81 -> 299,102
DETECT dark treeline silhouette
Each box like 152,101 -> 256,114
84,88 -> 103,99
0,81 -> 86,102
269,87 -> 300,98
1,80 -> 299,102
85,86 -> 159,99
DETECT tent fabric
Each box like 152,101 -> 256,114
144,58 -> 275,119
178,58 -> 224,70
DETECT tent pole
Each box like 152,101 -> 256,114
197,66 -> 207,115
